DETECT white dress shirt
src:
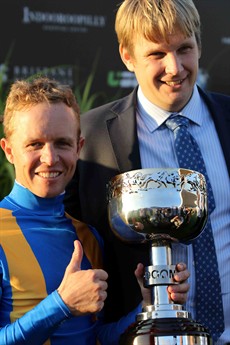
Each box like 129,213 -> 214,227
136,85 -> 230,344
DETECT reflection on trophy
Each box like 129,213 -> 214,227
107,168 -> 212,344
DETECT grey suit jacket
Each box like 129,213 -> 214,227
65,86 -> 230,321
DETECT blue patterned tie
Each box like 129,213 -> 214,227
166,115 -> 224,342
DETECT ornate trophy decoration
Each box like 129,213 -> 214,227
107,168 -> 212,344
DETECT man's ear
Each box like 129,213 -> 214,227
119,44 -> 135,72
0,138 -> 14,164
77,136 -> 85,156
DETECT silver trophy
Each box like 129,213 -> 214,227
107,168 -> 212,344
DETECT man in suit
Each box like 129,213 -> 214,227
65,0 -> 230,343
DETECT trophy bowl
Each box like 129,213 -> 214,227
107,168 -> 208,244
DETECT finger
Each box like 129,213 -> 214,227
134,263 -> 145,287
98,279 -> 108,292
168,283 -> 189,304
168,282 -> 190,294
135,263 -> 144,278
94,269 -> 109,282
174,269 -> 190,283
176,262 -> 187,272
68,240 -> 83,273
174,263 -> 190,282
99,290 -> 107,303
170,292 -> 187,304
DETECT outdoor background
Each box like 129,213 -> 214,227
1,0 -> 230,200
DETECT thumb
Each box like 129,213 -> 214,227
135,263 -> 144,286
68,240 -> 83,273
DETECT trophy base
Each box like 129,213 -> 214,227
119,317 -> 212,345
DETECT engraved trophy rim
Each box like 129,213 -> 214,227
107,168 -> 208,244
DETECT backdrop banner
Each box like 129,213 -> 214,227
0,0 -> 230,109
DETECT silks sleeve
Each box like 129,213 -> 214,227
0,290 -> 72,345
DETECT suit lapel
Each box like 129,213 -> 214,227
199,87 -> 230,176
106,89 -> 141,173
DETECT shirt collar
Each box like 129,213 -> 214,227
7,180 -> 65,215
137,85 -> 204,132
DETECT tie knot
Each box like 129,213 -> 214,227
165,115 -> 189,132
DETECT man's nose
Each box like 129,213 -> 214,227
165,53 -> 183,75
40,144 -> 59,165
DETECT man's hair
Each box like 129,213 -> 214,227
115,0 -> 201,55
3,76 -> 81,140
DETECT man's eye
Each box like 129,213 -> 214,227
150,52 -> 164,57
148,52 -> 166,60
29,142 -> 42,148
57,141 -> 71,147
179,46 -> 192,54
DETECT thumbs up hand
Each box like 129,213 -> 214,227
57,240 -> 108,316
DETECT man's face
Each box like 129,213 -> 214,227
1,102 -> 83,198
120,31 -> 201,112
